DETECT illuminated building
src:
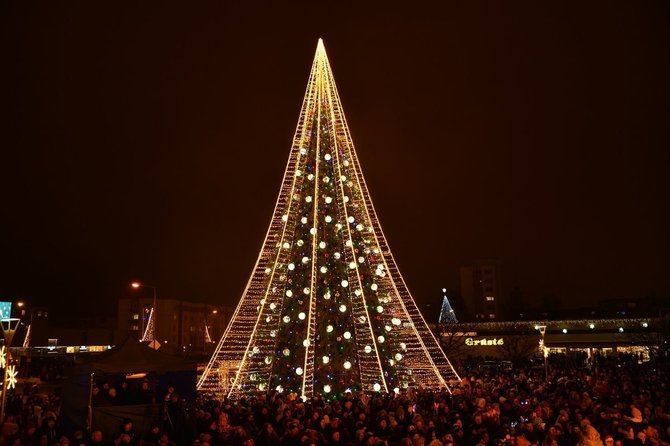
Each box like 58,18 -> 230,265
198,40 -> 460,400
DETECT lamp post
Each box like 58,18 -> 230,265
131,282 -> 158,348
1,318 -> 20,423
535,325 -> 548,382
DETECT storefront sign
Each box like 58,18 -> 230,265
465,337 -> 504,346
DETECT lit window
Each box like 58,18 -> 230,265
133,314 -> 139,320
489,314 -> 495,319
486,296 -> 495,301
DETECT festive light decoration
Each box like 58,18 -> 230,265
197,39 -> 460,400
6,365 -> 17,390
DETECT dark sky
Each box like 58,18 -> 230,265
2,2 -> 669,322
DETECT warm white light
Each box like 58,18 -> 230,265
376,306 -> 384,313
364,345 -> 372,353
371,283 -> 378,291
334,252 -> 341,259
282,214 -> 288,222
325,196 -> 333,204
305,196 -> 312,203
310,228 -> 316,235
298,312 -> 306,320
339,304 -> 347,312
303,287 -> 310,295
302,256 -> 310,263
358,256 -> 365,263
562,328 -> 568,334
385,325 -> 392,332
348,216 -> 355,223
288,263 -> 295,270
373,383 -> 381,392
400,343 -> 406,350
378,336 -> 385,343
324,291 -> 331,299
283,348 -> 290,356
303,339 -> 310,347
326,325 -> 334,333
323,385 -> 331,393
356,224 -> 364,231
283,316 -> 290,323
618,327 -> 624,333
276,385 -> 284,393
343,361 -> 352,369
265,357 -> 272,364
319,241 -> 326,249
345,240 -> 352,247
296,367 -> 303,375
343,331 -> 351,339
270,303 -> 276,310
395,353 -> 402,361
392,318 -> 401,325
286,290 -> 293,297
325,215 -> 332,223
349,262 -> 356,269
301,216 -> 308,224
325,153 -> 331,160
589,323 -> 595,329
322,356 -> 330,364
308,174 -> 314,180
341,280 -> 349,287
320,266 -> 328,273
642,322 -> 648,328
283,242 -> 290,249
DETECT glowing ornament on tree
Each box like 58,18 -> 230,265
320,266 -> 328,273
339,305 -> 347,313
325,215 -> 332,223
283,348 -> 290,356
296,367 -> 303,375
310,228 -> 317,235
325,153 -> 331,161
323,385 -> 331,393
392,318 -> 401,325
303,339 -> 310,347
395,353 -> 403,361
286,290 -> 293,297
324,291 -> 331,299
373,383 -> 381,392
325,196 -> 333,204
283,242 -> 290,249
378,336 -> 385,343
319,241 -> 326,249
301,217 -> 308,224
371,284 -> 378,291
341,280 -> 349,287
343,361 -> 352,369
343,331 -> 351,339
326,325 -> 334,333
303,287 -> 310,295
299,312 -> 306,320
283,316 -> 290,323
349,262 -> 356,269
364,345 -> 372,353
265,357 -> 272,364
322,356 -> 330,364
288,263 -> 295,271
305,196 -> 312,203
377,306 -> 384,313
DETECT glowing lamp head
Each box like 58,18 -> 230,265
131,282 -> 141,289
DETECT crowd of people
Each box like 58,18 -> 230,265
0,356 -> 669,446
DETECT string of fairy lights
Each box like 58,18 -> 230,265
197,39 -> 460,400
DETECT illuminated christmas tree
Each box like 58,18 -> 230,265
198,40 -> 460,400
438,289 -> 459,324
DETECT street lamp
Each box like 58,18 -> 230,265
1,318 -> 21,423
130,282 -> 158,348
535,325 -> 548,382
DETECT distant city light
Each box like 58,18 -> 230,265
562,328 -> 568,334
589,323 -> 595,329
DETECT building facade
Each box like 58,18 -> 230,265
117,297 -> 233,356
459,261 -> 501,320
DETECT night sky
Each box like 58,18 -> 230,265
2,2 -> 669,322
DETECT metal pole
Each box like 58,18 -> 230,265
87,372 -> 95,432
0,360 -> 8,423
152,287 -> 157,344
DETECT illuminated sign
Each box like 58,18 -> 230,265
0,302 -> 12,319
465,337 -> 504,346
